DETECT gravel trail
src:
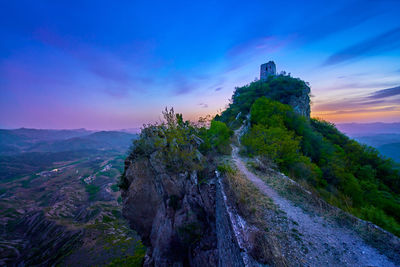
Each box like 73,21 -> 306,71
232,145 -> 397,267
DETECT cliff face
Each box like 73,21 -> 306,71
121,153 -> 265,267
119,111 -> 261,266
121,152 -> 218,266
287,86 -> 310,117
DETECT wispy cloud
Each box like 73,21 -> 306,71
323,27 -> 400,66
314,85 -> 400,113
337,72 -> 369,79
327,106 -> 398,115
358,100 -> 386,106
198,103 -> 208,108
32,28 -> 156,96
168,75 -> 199,95
325,81 -> 400,91
367,86 -> 400,99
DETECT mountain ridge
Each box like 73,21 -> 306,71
336,122 -> 400,136
120,74 -> 400,266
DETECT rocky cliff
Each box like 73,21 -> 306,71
287,85 -> 310,118
119,115 -> 221,266
121,151 -> 267,267
120,110 -> 267,266
121,154 -> 218,266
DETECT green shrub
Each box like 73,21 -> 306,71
217,163 -> 236,175
242,125 -> 301,171
341,173 -> 363,206
107,242 -> 146,267
250,96 -> 291,128
360,206 -> 400,236
289,156 -> 322,186
129,108 -> 206,173
207,120 -> 233,154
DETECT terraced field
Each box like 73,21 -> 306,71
0,151 -> 144,266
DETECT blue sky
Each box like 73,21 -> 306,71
1,0 -> 399,129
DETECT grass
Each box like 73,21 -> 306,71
222,162 -> 275,222
220,158 -> 288,266
246,159 -> 334,218
106,241 -> 146,267
245,157 -> 400,265
217,162 -> 236,175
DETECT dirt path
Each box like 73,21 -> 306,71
231,145 -> 397,267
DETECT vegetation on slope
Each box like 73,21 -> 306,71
217,77 -> 400,237
120,108 -> 232,189
216,75 -> 310,128
121,76 -> 400,238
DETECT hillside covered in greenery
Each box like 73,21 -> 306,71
216,75 -> 311,127
119,76 -> 400,266
217,75 -> 400,236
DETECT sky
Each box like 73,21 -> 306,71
1,0 -> 400,130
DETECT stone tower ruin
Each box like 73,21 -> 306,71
260,61 -> 276,80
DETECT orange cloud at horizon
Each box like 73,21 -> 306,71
311,109 -> 400,123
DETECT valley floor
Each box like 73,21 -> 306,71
231,145 -> 399,266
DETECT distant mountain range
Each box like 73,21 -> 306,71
28,131 -> 137,153
0,128 -> 137,155
336,123 -> 400,163
0,128 -> 92,154
336,122 -> 400,136
0,128 -> 138,181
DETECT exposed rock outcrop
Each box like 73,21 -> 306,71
119,109 -> 288,266
288,86 -> 310,117
121,153 -> 218,266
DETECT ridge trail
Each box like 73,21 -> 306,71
231,128 -> 397,266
